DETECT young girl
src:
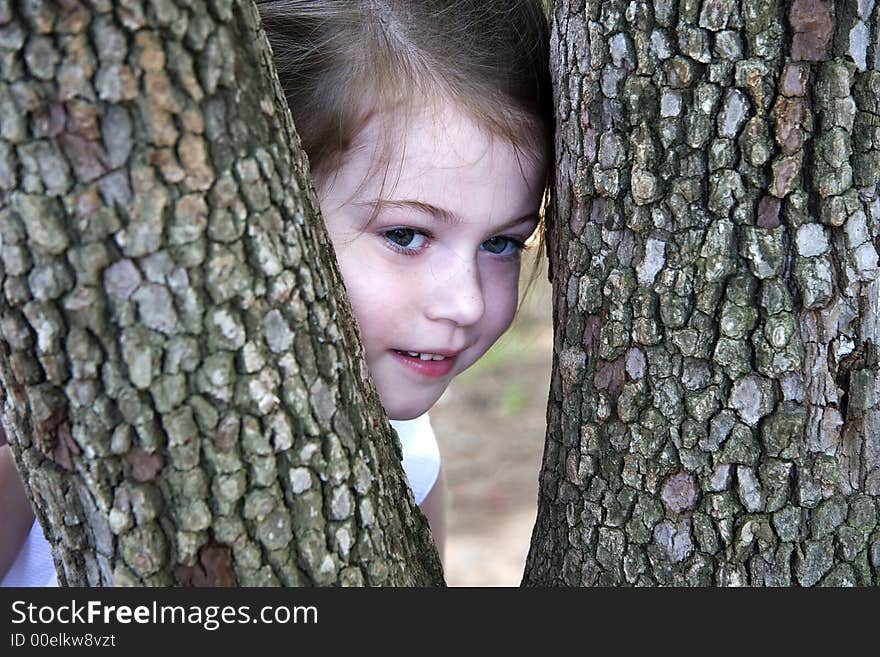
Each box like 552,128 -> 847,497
1,0 -> 552,585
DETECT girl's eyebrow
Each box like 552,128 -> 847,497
355,199 -> 460,224
356,199 -> 539,231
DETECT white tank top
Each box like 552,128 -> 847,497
389,412 -> 441,506
2,413 -> 441,587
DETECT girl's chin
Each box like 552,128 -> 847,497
385,405 -> 433,422
382,395 -> 442,422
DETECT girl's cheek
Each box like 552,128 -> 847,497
488,267 -> 522,319
478,299 -> 518,361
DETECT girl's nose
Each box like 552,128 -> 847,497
424,259 -> 485,327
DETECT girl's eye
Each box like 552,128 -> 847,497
383,228 -> 427,253
481,236 -> 525,257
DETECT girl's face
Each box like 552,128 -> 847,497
317,100 -> 546,420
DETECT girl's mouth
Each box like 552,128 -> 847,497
391,350 -> 456,377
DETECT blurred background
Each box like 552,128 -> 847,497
428,250 -> 553,586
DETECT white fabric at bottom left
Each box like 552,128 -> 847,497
1,520 -> 57,587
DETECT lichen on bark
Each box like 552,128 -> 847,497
525,0 -> 880,586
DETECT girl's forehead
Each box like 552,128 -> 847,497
345,99 -> 546,183
314,95 -> 547,227
354,101 -> 477,157
319,121 -> 545,234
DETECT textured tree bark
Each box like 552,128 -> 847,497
0,0 -> 443,586
525,0 -> 880,586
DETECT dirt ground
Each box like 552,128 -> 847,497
428,255 -> 553,587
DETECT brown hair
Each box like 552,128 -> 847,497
257,0 -> 553,289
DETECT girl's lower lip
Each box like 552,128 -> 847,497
391,350 -> 456,378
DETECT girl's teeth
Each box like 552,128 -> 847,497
404,351 -> 446,361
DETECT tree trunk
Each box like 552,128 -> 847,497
525,0 -> 880,586
0,0 -> 442,586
